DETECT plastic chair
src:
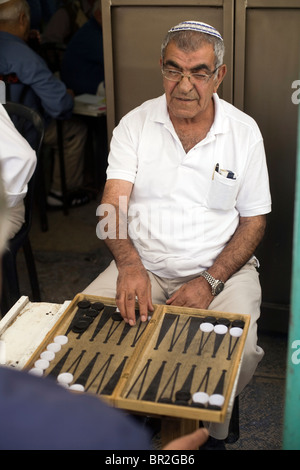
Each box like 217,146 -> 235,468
1,102 -> 44,316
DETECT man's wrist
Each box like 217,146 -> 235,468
199,271 -> 225,296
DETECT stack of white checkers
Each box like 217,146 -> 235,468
28,335 -> 85,392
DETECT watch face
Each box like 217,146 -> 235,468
214,282 -> 224,295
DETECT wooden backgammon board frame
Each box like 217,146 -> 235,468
24,294 -> 249,430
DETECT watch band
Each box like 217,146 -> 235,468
199,271 -> 224,296
200,271 -> 216,286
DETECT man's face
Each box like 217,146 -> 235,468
161,41 -> 226,122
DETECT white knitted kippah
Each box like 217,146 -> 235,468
168,21 -> 223,41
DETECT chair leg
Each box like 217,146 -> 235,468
35,154 -> 49,232
23,237 -> 41,302
56,120 -> 69,215
1,278 -> 12,317
1,250 -> 21,314
225,396 -> 240,444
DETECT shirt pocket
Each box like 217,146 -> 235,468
206,171 -> 239,211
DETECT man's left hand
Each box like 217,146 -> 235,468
166,276 -> 213,309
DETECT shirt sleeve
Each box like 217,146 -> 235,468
236,137 -> 272,217
106,115 -> 139,183
15,42 -> 73,120
0,105 -> 37,208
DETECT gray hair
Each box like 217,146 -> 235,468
161,29 -> 225,69
0,0 -> 30,23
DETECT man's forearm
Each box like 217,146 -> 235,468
99,202 -> 143,269
97,179 -> 153,323
207,215 -> 266,282
97,179 -> 143,267
104,236 -> 143,269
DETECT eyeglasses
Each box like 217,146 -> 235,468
162,66 -> 219,84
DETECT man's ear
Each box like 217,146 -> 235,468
19,12 -> 26,27
18,12 -> 30,40
19,12 -> 30,32
213,64 -> 227,92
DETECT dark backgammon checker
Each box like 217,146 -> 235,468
24,294 -> 249,423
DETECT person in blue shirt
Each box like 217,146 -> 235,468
0,0 -> 89,208
0,360 -> 208,449
61,0 -> 104,95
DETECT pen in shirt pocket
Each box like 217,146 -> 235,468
213,163 -> 236,180
212,163 -> 219,179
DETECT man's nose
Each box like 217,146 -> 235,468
177,75 -> 194,92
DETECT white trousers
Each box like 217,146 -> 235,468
83,259 -> 264,439
6,201 -> 25,240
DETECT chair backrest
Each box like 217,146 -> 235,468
0,74 -> 30,105
3,102 -> 45,227
4,101 -> 44,152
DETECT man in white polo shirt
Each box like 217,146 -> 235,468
84,21 -> 271,447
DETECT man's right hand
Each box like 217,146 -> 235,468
99,179 -> 154,325
116,263 -> 154,326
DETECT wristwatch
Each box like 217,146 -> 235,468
199,271 -> 224,296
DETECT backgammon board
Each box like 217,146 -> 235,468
24,294 -> 249,423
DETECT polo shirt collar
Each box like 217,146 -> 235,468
0,31 -> 25,45
211,93 -> 229,135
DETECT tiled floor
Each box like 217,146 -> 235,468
15,199 -> 287,450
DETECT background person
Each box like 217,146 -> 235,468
61,0 -> 104,96
0,0 -> 89,208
